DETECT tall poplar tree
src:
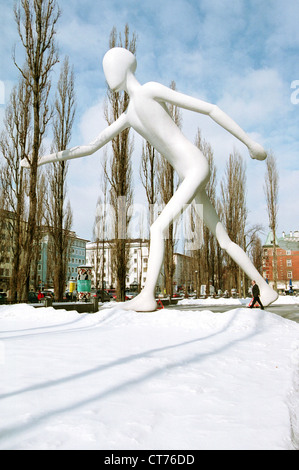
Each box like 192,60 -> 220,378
104,25 -> 136,301
13,0 -> 60,300
220,151 -> 247,292
45,56 -> 75,301
0,78 -> 31,301
264,152 -> 279,291
157,81 -> 181,296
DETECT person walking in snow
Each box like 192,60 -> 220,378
250,280 -> 264,310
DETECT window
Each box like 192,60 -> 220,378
287,259 -> 292,267
287,271 -> 293,279
286,250 -> 291,255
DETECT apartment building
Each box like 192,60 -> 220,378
262,230 -> 299,293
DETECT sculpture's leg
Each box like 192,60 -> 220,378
195,189 -> 278,307
122,167 -> 209,312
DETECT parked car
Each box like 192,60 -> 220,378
41,291 -> 54,299
111,293 -> 130,301
105,288 -> 130,301
64,291 -> 77,301
0,292 -> 7,304
171,293 -> 183,298
28,291 -> 38,303
107,289 -> 116,296
125,291 -> 138,300
91,289 -> 112,302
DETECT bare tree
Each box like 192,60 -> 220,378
31,171 -> 47,290
104,24 -> 136,301
140,141 -> 158,229
0,77 -> 31,301
45,56 -> 75,301
194,129 -> 218,291
220,151 -> 247,293
14,0 -> 60,300
250,233 -> 263,276
157,81 -> 181,296
264,152 -> 279,291
93,163 -> 110,301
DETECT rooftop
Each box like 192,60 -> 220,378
264,230 -> 299,251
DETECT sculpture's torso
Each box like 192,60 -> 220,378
126,82 -> 206,180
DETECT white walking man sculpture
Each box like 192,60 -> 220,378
21,47 -> 278,311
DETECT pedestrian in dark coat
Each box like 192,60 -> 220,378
250,280 -> 264,309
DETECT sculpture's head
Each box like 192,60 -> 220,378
103,47 -> 137,92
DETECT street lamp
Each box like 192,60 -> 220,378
195,270 -> 198,299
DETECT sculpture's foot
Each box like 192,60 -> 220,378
121,292 -> 157,312
260,284 -> 278,307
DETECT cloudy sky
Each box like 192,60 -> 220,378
1,0 -> 299,245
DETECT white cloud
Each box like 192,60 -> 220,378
66,100 -> 107,238
218,68 -> 287,129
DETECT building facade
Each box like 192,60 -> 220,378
86,239 -> 195,294
173,253 -> 194,293
67,235 -> 89,284
262,231 -> 299,293
0,209 -> 89,294
37,231 -> 89,289
86,239 -> 153,291
0,210 -> 17,293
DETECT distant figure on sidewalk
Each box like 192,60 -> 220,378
250,280 -> 264,310
37,290 -> 44,303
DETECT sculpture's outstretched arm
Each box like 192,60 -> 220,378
147,82 -> 267,160
21,113 -> 129,168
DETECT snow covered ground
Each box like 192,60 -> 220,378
178,295 -> 299,307
0,299 -> 298,450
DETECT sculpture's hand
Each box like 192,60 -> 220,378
249,142 -> 267,161
20,154 -> 53,168
20,157 -> 31,169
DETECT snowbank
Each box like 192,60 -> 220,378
178,295 -> 299,307
178,297 -> 246,306
273,296 -> 299,305
0,303 -> 298,450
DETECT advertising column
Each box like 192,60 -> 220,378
77,266 -> 92,301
